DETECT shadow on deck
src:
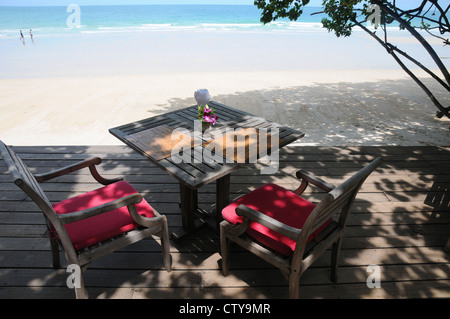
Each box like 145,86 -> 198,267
0,145 -> 449,299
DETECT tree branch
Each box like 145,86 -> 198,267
371,0 -> 450,86
354,19 -> 450,119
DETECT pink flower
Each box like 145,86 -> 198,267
203,114 -> 218,125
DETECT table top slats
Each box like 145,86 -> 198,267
109,102 -> 304,188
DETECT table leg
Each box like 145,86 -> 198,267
179,183 -> 197,232
216,174 -> 230,228
171,183 -> 200,242
171,174 -> 231,242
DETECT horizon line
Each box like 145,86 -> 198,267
1,3 -> 259,7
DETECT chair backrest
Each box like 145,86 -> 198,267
301,157 -> 382,242
0,141 -> 52,207
0,141 -> 67,241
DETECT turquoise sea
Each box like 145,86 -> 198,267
1,4 -> 442,79
0,5 -> 334,39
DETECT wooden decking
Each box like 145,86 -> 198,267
0,144 -> 449,299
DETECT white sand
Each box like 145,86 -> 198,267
0,29 -> 449,146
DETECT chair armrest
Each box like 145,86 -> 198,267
294,170 -> 335,195
235,204 -> 301,240
58,193 -> 143,224
34,157 -> 123,185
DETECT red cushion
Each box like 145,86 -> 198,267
222,183 -> 331,256
53,181 -> 155,250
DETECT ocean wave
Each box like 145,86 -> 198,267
75,23 -> 266,34
0,21 -> 407,38
0,20 -> 329,38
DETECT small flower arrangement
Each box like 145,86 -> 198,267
198,104 -> 218,125
195,89 -> 218,125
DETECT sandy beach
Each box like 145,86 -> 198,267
1,28 -> 449,146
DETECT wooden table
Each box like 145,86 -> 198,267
109,101 -> 304,240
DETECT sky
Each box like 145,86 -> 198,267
0,0 -> 323,6
0,0 -> 257,5
0,0 -> 422,6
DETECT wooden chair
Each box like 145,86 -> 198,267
0,141 -> 172,299
220,157 -> 382,298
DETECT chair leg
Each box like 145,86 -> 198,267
161,221 -> 172,272
50,238 -> 60,268
330,237 -> 343,283
75,274 -> 88,299
50,239 -> 61,268
71,265 -> 88,299
288,271 -> 301,299
220,223 -> 230,276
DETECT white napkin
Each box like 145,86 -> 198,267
194,89 -> 210,106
